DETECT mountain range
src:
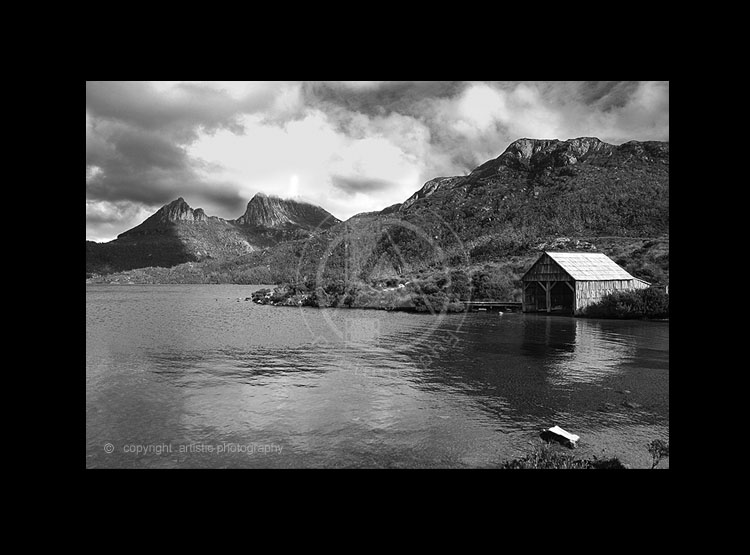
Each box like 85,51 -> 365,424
86,136 -> 669,293
86,193 -> 339,275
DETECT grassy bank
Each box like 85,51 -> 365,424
500,444 -> 626,469
501,439 -> 669,469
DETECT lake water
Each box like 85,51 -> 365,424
86,284 -> 669,469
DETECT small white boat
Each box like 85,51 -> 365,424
540,425 -> 580,448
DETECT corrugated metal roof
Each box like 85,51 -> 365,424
545,251 -> 636,281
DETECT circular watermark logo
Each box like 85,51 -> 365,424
104,442 -> 114,454
294,208 -> 471,349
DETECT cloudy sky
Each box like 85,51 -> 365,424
86,81 -> 669,242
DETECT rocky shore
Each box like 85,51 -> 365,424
248,283 -> 465,312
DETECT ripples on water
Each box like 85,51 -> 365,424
86,284 -> 669,469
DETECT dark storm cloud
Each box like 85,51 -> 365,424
86,81 -> 277,140
86,81 -> 284,233
111,126 -> 188,170
577,81 -> 640,108
331,174 -> 398,196
303,81 -> 466,118
197,186 -> 248,218
490,81 -> 642,110
86,152 -> 246,216
86,117 -> 193,205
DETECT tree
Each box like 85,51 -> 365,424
647,439 -> 669,469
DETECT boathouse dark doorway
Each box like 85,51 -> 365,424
524,281 -> 574,313
549,281 -> 574,314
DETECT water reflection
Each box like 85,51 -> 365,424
147,346 -> 331,387
520,316 -> 577,359
379,314 -> 664,434
545,318 -> 635,387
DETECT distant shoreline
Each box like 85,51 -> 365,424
85,282 -> 669,322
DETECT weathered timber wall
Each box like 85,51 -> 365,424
573,279 -> 650,314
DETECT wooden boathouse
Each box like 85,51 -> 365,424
521,251 -> 650,315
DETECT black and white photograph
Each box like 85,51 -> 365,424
85,81 -> 669,469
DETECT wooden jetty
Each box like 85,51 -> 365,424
463,300 -> 522,312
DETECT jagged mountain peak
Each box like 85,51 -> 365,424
507,136 -> 606,154
481,136 -> 614,173
235,193 -> 339,230
160,197 -> 209,221
247,191 -> 317,207
118,197 -> 209,237
463,136 -> 668,180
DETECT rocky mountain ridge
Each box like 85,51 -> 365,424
233,192 -> 339,230
392,137 -> 668,214
86,193 -> 340,275
119,197 -> 213,237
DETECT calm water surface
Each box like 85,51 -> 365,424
86,284 -> 669,468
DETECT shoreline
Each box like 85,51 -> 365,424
86,282 -> 668,321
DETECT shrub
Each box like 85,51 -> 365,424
471,270 -> 514,300
500,442 -> 626,469
583,287 -> 669,319
647,439 -> 670,469
413,291 -> 448,313
447,269 -> 471,299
